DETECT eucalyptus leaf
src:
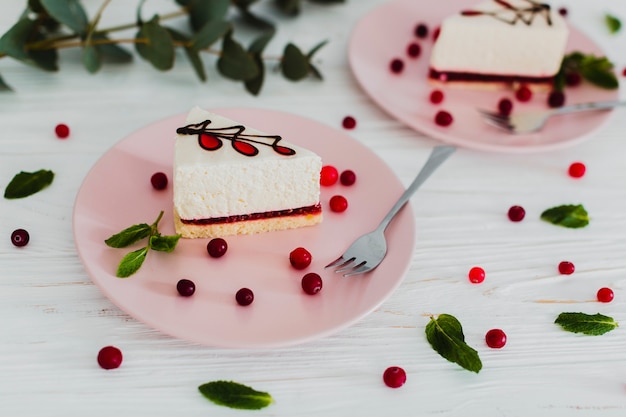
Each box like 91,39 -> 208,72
40,0 -> 89,35
217,31 -> 258,80
168,28 -> 206,81
198,381 -> 273,410
28,29 -> 59,71
245,32 -> 273,95
306,39 -> 327,59
91,34 -> 133,63
116,247 -> 148,278
0,18 -> 36,62
82,44 -> 101,73
425,314 -> 482,373
135,16 -> 175,71
104,223 -> 151,248
28,0 -> 45,14
4,169 -> 54,199
0,73 -> 12,91
238,9 -> 276,32
186,0 -> 231,32
276,0 -> 301,16
281,43 -> 308,81
190,20 -> 231,52
149,234 -> 181,253
555,312 -> 618,336
308,0 -> 345,3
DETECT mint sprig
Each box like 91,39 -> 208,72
540,204 -> 589,228
554,52 -> 619,91
105,211 -> 181,278
425,314 -> 482,373
198,380 -> 273,410
4,169 -> 54,199
555,312 -> 618,335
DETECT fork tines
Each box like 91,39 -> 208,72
477,109 -> 514,132
325,257 -> 369,276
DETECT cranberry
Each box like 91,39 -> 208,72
207,238 -> 228,258
485,329 -> 507,348
468,266 -> 485,284
547,90 -> 565,108
55,123 -> 70,139
558,7 -> 568,16
407,42 -> 421,58
301,272 -> 323,295
390,58 -> 404,74
383,366 -> 406,388
507,205 -> 525,222
329,195 -> 348,213
342,116 -> 356,129
558,261 -> 575,275
622,67 -> 626,78
177,279 -> 196,296
150,172 -> 168,190
11,229 -> 30,247
290,247 -> 312,270
97,346 -> 123,370
320,165 -> 339,186
340,170 -> 356,186
498,98 -> 513,116
565,72 -> 582,86
429,90 -> 444,104
414,23 -> 428,39
235,288 -> 254,306
434,110 -> 453,127
515,85 -> 532,102
568,162 -> 586,178
597,287 -> 614,303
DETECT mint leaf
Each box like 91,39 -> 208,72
4,169 -> 54,199
105,223 -> 151,248
425,314 -> 482,373
540,204 -> 589,228
116,246 -> 148,278
605,14 -> 622,34
149,233 -> 181,252
556,52 -> 618,91
198,381 -> 273,410
555,312 -> 618,335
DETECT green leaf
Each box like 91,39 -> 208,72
540,204 -> 589,228
556,52 -> 618,91
149,233 -> 181,253
135,16 -> 175,71
217,31 -> 258,81
104,223 -> 151,248
185,0 -> 231,32
244,32 -> 273,95
116,247 -> 149,278
425,314 -> 482,373
237,9 -> 276,32
4,169 -> 54,199
82,44 -> 101,73
605,13 -> 622,34
91,34 -> 133,63
0,18 -> 37,62
198,381 -> 273,410
306,39 -> 327,59
0,73 -> 12,91
307,0 -> 345,3
190,19 -> 231,52
40,0 -> 89,35
168,28 -> 206,82
281,43 -> 309,81
275,0 -> 301,16
555,312 -> 618,335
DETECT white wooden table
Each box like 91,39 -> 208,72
2,1 -> 626,415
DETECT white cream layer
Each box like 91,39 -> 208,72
173,107 -> 322,221
430,0 -> 569,77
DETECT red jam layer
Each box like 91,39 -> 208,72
181,204 -> 322,225
428,68 -> 553,84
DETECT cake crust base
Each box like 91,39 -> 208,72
174,210 -> 323,239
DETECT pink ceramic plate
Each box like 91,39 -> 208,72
349,0 -> 619,153
73,108 -> 416,348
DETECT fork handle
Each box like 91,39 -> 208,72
375,145 -> 456,233
553,100 -> 626,115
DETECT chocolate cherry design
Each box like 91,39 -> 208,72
461,0 -> 553,26
176,120 -> 296,157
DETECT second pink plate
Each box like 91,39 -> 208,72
73,108 -> 416,348
349,0 -> 619,153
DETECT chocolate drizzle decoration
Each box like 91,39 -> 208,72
176,119 -> 296,157
461,0 -> 552,26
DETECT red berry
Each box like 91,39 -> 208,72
565,72 -> 582,86
507,205 -> 525,222
568,162 -> 586,178
340,170 -> 356,186
515,86 -> 532,102
97,346 -> 123,370
320,165 -> 339,186
498,98 -> 513,116
301,272 -> 323,295
383,366 -> 406,388
407,42 -> 421,58
390,58 -> 404,74
329,195 -> 348,213
597,287 -> 614,303
558,7 -> 568,16
434,110 -> 453,127
414,23 -> 429,39
290,247 -> 312,270
622,67 -> 626,77
150,172 -> 168,190
176,279 -> 196,297
429,89 -> 444,104
207,238 -> 228,258
558,261 -> 575,275
547,91 -> 565,108
485,329 -> 507,349
468,266 -> 485,284
55,123 -> 70,139
11,229 -> 30,247
342,116 -> 356,129
235,288 -> 254,306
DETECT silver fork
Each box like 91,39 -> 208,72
325,145 -> 456,277
478,100 -> 626,134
